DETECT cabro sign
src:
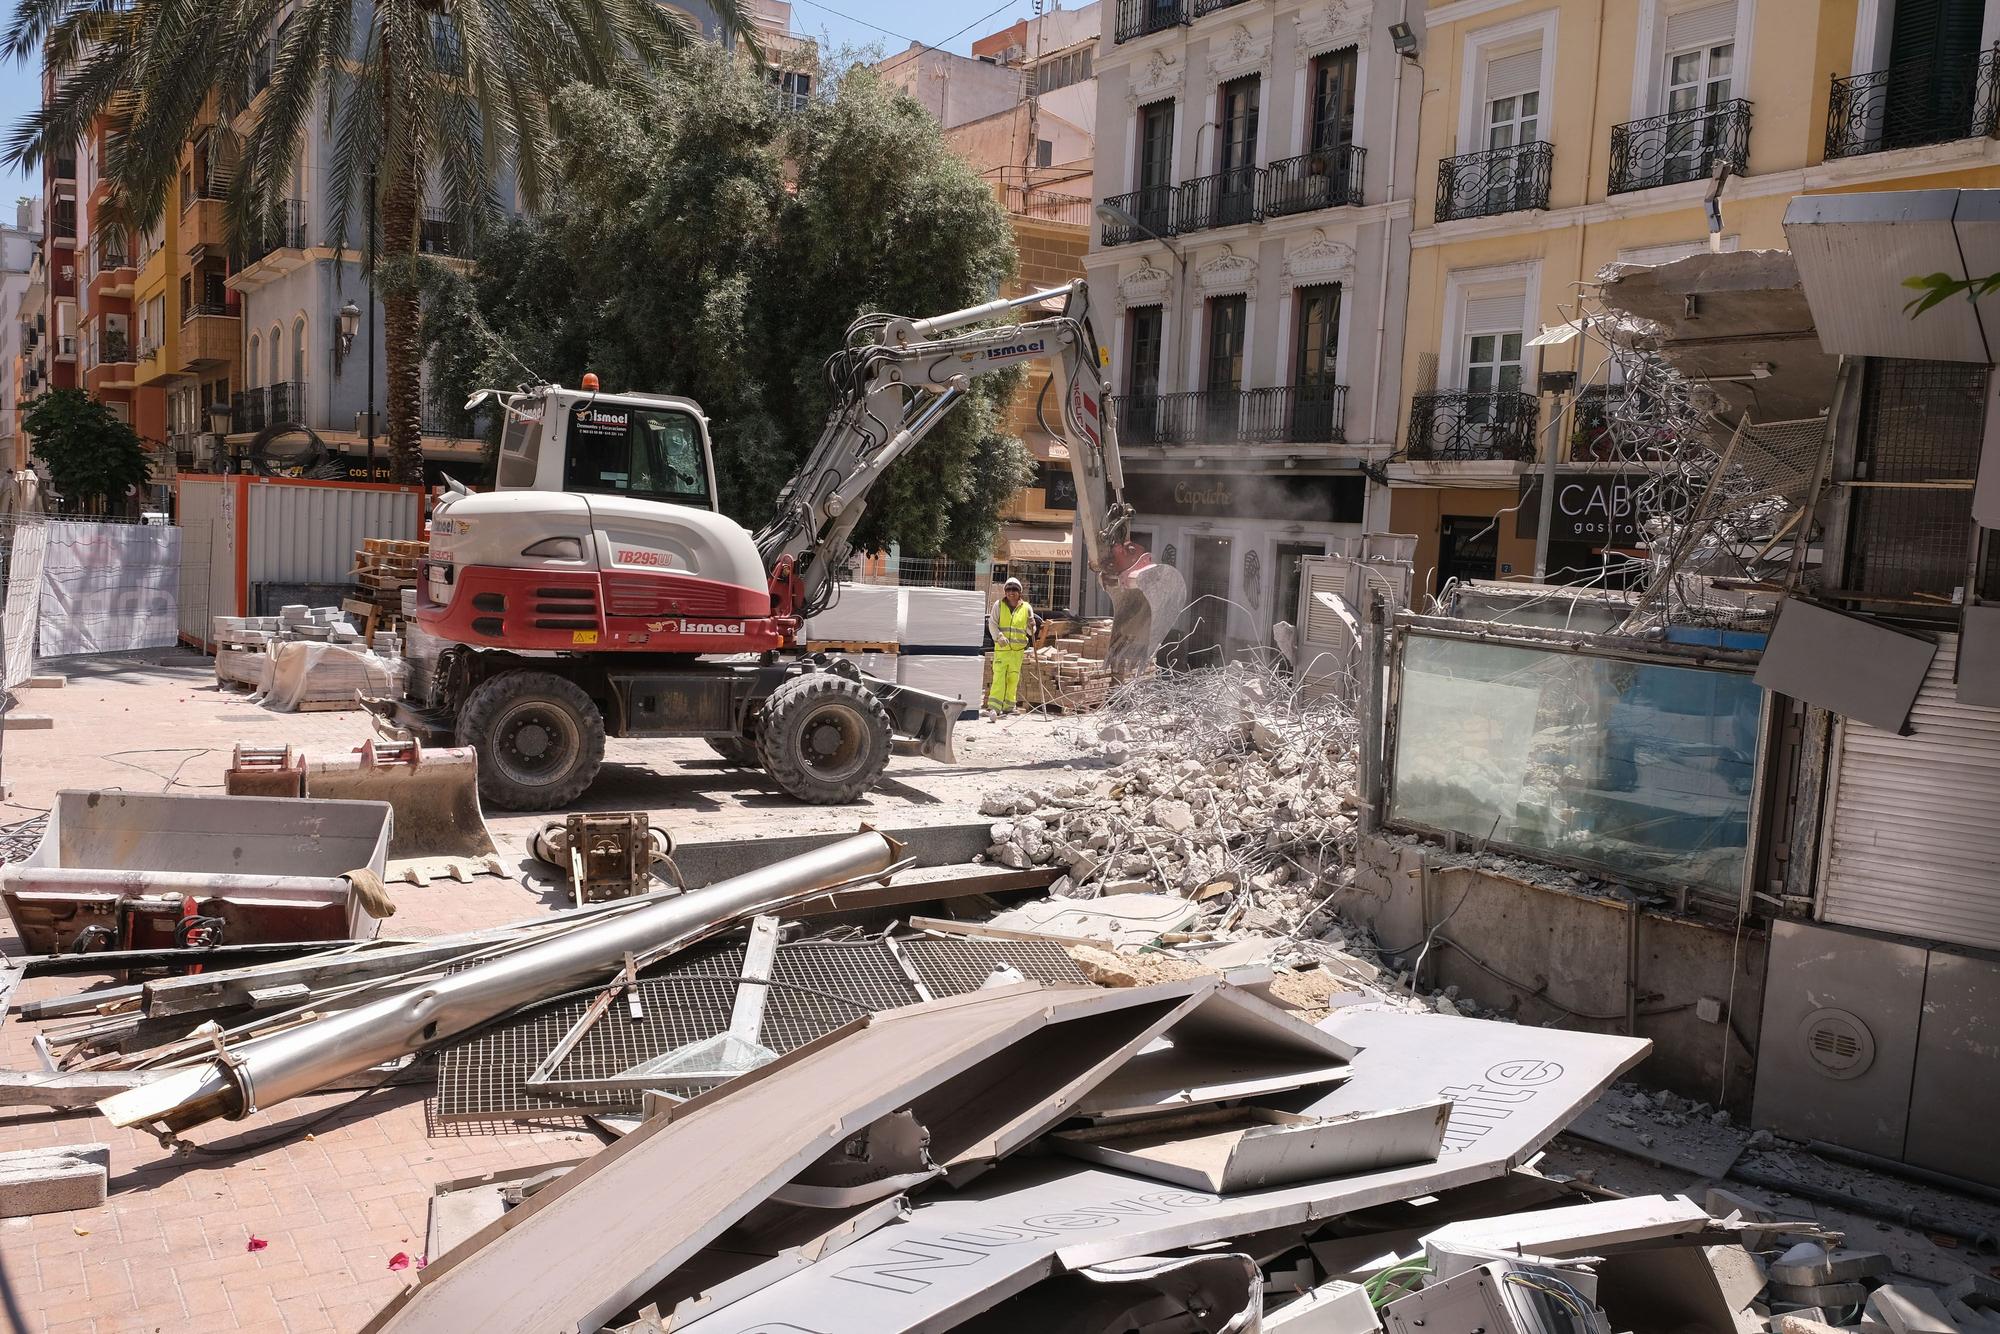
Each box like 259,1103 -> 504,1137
1516,472 -> 1646,546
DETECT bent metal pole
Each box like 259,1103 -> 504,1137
100,831 -> 903,1135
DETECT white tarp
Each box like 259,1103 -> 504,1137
3,520 -> 47,688
38,521 -> 180,657
251,640 -> 402,712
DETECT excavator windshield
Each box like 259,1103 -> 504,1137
562,402 -> 712,508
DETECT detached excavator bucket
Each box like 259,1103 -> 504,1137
303,739 -> 506,886
1105,560 -> 1188,677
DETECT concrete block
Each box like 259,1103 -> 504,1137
1772,1281 -> 1871,1308
1865,1286 -> 1958,1334
1704,1186 -> 1779,1223
1770,1246 -> 1892,1287
1945,1277 -> 2000,1311
0,713 -> 53,730
0,1141 -> 110,1217
1947,1300 -> 2000,1334
19,674 -> 65,688
1775,1318 -> 1847,1334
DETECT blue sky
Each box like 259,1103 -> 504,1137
0,0 -> 1052,206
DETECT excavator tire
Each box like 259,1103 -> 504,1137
705,736 -> 760,767
758,671 -> 893,804
456,670 -> 607,811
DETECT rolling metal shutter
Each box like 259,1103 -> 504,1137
1484,48 -> 1542,101
1665,1 -> 1736,51
1819,636 -> 2000,950
1463,291 -> 1526,335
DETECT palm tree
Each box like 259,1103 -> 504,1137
6,0 -> 757,481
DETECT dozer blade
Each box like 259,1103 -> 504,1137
304,739 -> 506,886
1105,560 -> 1188,677
876,681 -> 960,766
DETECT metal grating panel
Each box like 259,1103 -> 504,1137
435,936 -> 1089,1123
901,938 -> 1084,997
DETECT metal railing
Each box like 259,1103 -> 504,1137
239,198 -> 309,266
1175,167 -> 1261,232
1262,146 -> 1365,216
1825,47 -> 2000,160
51,211 -> 76,240
1435,141 -> 1553,222
1608,99 -> 1750,195
1192,0 -> 1251,15
1407,390 -> 1539,461
419,208 -> 467,256
999,186 -> 1092,227
1114,0 -> 1186,42
182,299 -> 230,321
1100,186 -> 1176,245
230,381 -> 306,435
1113,385 -> 1348,446
100,331 -> 130,363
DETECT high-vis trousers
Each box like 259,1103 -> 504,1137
988,649 -> 1024,711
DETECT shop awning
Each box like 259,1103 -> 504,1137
1006,537 -> 1073,562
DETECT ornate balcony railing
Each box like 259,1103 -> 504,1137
1262,146 -> 1365,216
1113,0 -> 1186,43
229,381 -> 306,435
1825,48 -> 2000,160
999,186 -> 1092,227
1114,384 -> 1348,446
1100,186 -> 1176,245
1175,167 -> 1261,232
1407,390 -> 1539,461
1608,99 -> 1750,195
1192,0 -> 1251,16
1435,141 -> 1553,222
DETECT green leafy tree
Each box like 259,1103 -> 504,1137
22,389 -> 151,513
6,0 -> 752,485
424,51 -> 1032,561
1904,270 -> 2000,315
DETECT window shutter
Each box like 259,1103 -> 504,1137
1463,291 -> 1525,334
1484,48 -> 1542,101
1665,1 -> 1735,51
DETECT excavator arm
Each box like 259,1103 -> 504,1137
753,280 -> 1185,674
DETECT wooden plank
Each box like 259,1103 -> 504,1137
0,1069 -> 153,1108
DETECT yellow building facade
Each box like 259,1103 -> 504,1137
1390,0 -> 2000,596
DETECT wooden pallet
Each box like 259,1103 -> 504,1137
363,538 -> 428,558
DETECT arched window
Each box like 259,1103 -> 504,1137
246,334 -> 260,389
292,315 -> 306,387
268,325 -> 282,386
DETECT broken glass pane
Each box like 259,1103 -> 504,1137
1388,633 -> 1763,894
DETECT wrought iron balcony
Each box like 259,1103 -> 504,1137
1114,385 -> 1347,446
419,208 -> 467,256
1114,0 -> 1186,42
182,299 -> 231,321
239,199 -> 309,266
1191,0 -> 1251,16
1100,186 -> 1177,245
1175,168 -> 1261,232
1825,47 -> 2000,160
1407,390 -> 1539,461
229,381 -> 306,435
1262,146 -> 1365,217
1435,141 -> 1553,222
1608,99 -> 1750,195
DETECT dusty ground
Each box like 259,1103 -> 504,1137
0,650 -> 1100,1334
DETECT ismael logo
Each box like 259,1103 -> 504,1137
983,339 -> 1046,360
585,410 -> 629,427
681,620 -> 744,635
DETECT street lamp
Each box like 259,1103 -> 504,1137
334,299 -> 362,370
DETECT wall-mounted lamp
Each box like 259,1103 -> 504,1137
333,299 -> 362,371
1388,22 -> 1419,58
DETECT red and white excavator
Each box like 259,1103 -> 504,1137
381,279 -> 1185,809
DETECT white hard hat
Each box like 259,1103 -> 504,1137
1003,577 -> 1023,590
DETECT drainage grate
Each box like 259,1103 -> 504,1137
435,936 -> 1086,1124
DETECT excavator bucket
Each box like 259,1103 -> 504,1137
1105,560 -> 1188,677
303,739 -> 507,886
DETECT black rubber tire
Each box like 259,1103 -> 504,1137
706,736 -> 760,767
456,670 -> 607,811
757,671 -> 893,804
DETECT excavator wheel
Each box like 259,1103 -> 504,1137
455,670 -> 607,811
705,736 -> 761,767
757,672 -> 893,804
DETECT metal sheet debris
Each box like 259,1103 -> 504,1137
1051,1102 -> 1450,1193
1754,598 -> 1937,733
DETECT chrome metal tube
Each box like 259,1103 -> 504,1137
101,832 -> 900,1132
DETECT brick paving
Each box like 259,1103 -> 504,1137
0,649 -> 1086,1331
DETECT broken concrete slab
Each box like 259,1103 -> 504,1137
1866,1285 -> 1960,1334
1769,1243 -> 1891,1287
982,893 -> 1201,947
1050,1102 -> 1450,1193
1567,1091 -> 1749,1178
1946,1276 -> 2000,1310
0,1141 -> 110,1217
1773,1280 -> 1873,1308
675,1010 -> 1649,1333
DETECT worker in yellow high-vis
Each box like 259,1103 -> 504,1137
986,576 -> 1042,715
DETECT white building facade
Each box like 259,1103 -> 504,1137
1083,0 -> 1421,660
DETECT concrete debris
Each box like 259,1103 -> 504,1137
0,1142 -> 110,1217
1865,1285 -> 1962,1334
